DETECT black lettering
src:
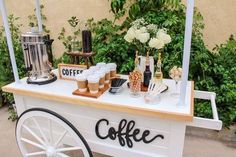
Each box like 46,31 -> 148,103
125,120 -> 135,148
62,69 -> 66,75
73,69 -> 76,76
95,119 -> 165,148
69,69 -> 73,76
95,119 -> 109,139
143,133 -> 164,143
133,129 -> 142,142
108,127 -> 117,140
117,119 -> 126,146
77,70 -> 82,75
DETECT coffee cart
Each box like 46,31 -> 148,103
0,0 -> 222,157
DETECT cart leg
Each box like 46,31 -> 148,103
168,123 -> 186,157
13,95 -> 27,116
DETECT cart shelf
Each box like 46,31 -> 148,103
2,71 -> 194,122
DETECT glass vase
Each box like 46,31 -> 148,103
129,79 -> 141,97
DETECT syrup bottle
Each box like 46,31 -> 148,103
134,51 -> 140,71
143,51 -> 152,87
155,52 -> 163,81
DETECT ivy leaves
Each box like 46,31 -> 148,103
58,16 -> 82,53
28,5 -> 50,34
110,0 -> 127,20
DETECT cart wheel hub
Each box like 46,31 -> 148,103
46,146 -> 56,157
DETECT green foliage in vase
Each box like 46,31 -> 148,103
28,5 -> 50,34
58,16 -> 82,54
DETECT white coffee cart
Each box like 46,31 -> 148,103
1,0 -> 222,157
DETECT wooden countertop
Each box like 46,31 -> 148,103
2,73 -> 194,122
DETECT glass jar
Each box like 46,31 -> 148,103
129,79 -> 141,97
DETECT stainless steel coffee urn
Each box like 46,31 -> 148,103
21,30 -> 57,85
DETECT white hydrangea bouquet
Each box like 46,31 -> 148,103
124,18 -> 171,52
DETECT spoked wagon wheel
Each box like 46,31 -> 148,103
16,108 -> 93,157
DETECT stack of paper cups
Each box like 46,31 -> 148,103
87,75 -> 100,94
76,74 -> 88,93
95,70 -> 106,89
101,66 -> 110,84
107,63 -> 117,78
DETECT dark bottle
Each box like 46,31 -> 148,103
143,51 -> 152,87
82,30 -> 92,53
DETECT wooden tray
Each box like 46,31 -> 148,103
72,84 -> 110,98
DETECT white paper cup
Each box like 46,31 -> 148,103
76,74 -> 88,93
95,70 -> 106,89
101,66 -> 111,84
107,63 -> 117,78
87,75 -> 100,94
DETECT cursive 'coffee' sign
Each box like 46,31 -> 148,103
95,119 -> 164,148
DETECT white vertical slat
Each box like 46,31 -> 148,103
35,0 -> 43,32
0,0 -> 20,82
179,0 -> 195,106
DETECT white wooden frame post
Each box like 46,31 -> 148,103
179,0 -> 195,106
0,0 -> 20,83
35,0 -> 43,32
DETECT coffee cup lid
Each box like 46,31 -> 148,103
107,63 -> 117,70
95,70 -> 105,78
76,74 -> 87,81
100,66 -> 110,73
82,69 -> 92,76
96,62 -> 106,68
89,66 -> 100,70
107,63 -> 117,68
87,75 -> 100,83
88,66 -> 98,73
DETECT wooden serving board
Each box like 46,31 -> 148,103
72,84 -> 110,98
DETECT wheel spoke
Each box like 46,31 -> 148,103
49,119 -> 54,144
32,117 -> 49,144
57,152 -> 70,157
54,130 -> 67,148
22,125 -> 46,146
21,138 -> 45,150
26,151 -> 46,156
57,146 -> 81,152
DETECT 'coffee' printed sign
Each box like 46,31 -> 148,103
58,64 -> 87,81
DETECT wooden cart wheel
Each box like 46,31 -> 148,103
16,108 -> 93,157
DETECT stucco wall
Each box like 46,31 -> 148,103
1,0 -> 236,58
